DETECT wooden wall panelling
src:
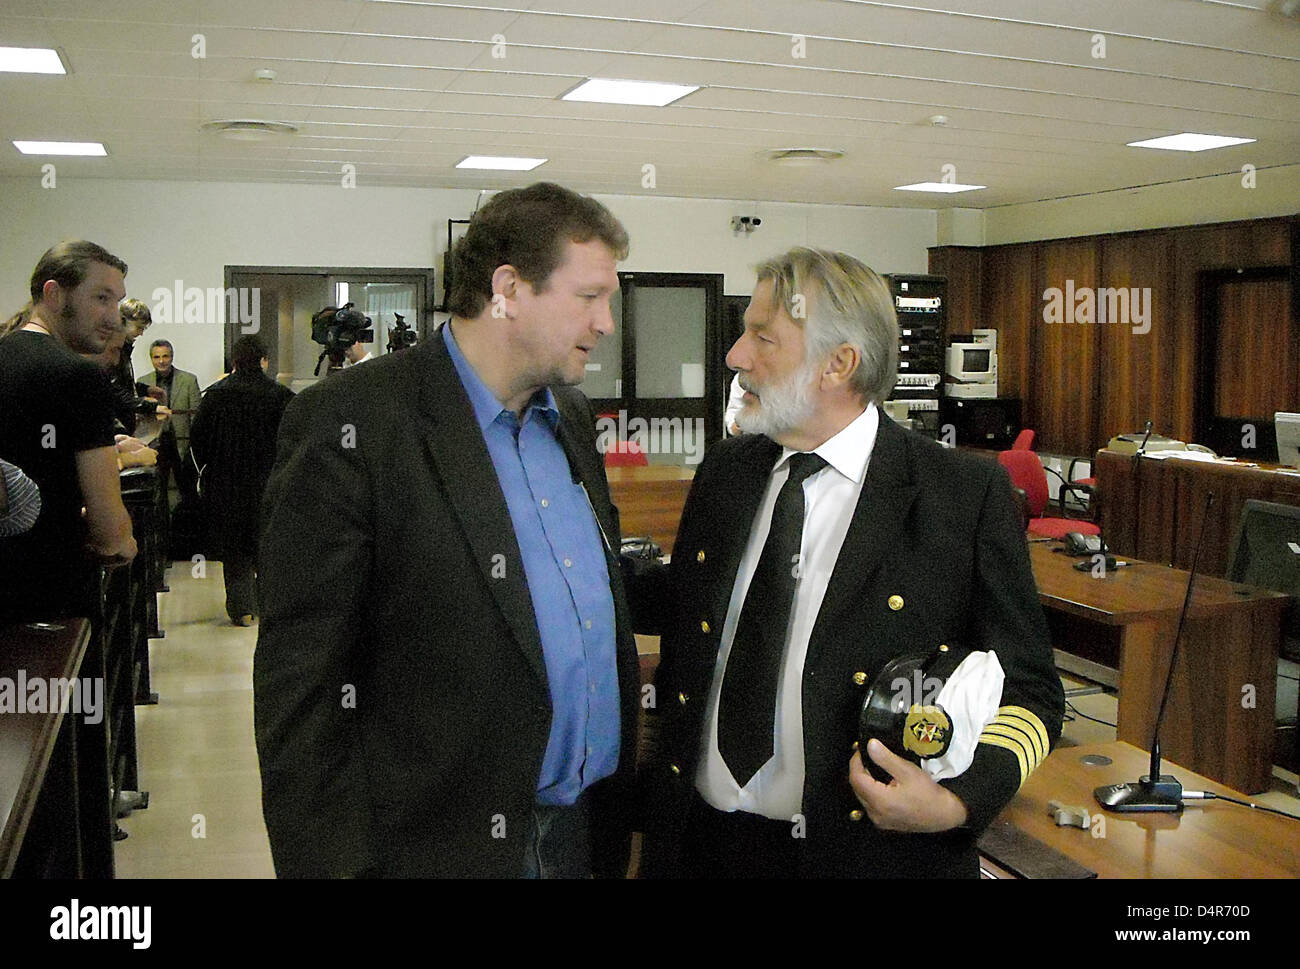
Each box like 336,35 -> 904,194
1035,237 -> 1100,454
1171,220 -> 1293,443
1213,275 -> 1294,419
940,216 -> 1295,458
1096,232 -> 1176,448
927,246 -> 984,335
980,245 -> 1036,419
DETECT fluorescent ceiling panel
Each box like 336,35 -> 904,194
13,141 -> 106,156
561,78 -> 699,107
1126,133 -> 1255,152
893,182 -> 986,194
0,47 -> 66,74
455,155 -> 547,170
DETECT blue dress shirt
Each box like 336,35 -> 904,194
443,324 -> 620,805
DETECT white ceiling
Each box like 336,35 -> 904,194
1,0 -> 1297,207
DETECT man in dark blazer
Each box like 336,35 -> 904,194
638,248 -> 1064,878
254,183 -> 641,878
190,335 -> 294,625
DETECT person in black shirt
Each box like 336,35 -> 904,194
190,335 -> 294,625
0,241 -> 137,624
108,298 -> 169,435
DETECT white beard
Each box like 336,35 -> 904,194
736,358 -> 820,439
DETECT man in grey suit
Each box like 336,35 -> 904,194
139,338 -> 200,506
254,183 -> 642,878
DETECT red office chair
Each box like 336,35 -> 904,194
604,440 -> 649,467
1060,457 -> 1098,519
997,450 -> 1100,540
1012,429 -> 1036,451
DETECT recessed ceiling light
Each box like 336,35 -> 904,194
764,148 -> 845,167
894,182 -> 985,194
455,155 -> 547,171
561,78 -> 699,107
1127,133 -> 1255,152
201,119 -> 299,141
13,141 -> 105,156
0,47 -> 66,74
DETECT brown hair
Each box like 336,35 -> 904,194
4,240 -> 128,339
120,297 -> 152,328
445,182 -> 628,318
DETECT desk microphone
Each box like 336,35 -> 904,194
1126,418 -> 1156,564
1130,419 -> 1153,469
1094,491 -> 1215,813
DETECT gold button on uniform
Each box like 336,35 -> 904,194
888,594 -> 904,611
670,765 -> 681,776
700,620 -> 711,633
696,550 -> 706,563
849,809 -> 864,822
678,692 -> 688,705
852,671 -> 867,686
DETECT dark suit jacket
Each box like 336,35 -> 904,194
253,333 -> 641,878
190,369 -> 294,557
637,409 -> 1065,878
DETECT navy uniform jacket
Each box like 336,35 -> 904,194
637,409 -> 1065,878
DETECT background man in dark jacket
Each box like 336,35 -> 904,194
190,335 -> 294,625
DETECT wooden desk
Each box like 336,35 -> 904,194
991,741 -> 1300,877
1096,448 -> 1300,578
607,465 -> 694,555
0,619 -> 112,878
1030,542 -> 1288,793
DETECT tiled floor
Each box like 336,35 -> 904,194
113,563 -> 1300,877
114,560 -> 273,878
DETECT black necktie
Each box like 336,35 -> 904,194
718,451 -> 828,787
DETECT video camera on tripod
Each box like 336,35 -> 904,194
387,312 -> 417,353
310,302 -> 373,375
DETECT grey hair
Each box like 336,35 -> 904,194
752,247 -> 898,405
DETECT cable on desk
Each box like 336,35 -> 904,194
1198,792 -> 1300,821
1065,700 -> 1116,729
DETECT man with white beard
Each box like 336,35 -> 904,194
636,247 -> 1063,878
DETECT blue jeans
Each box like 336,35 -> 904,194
521,792 -> 592,879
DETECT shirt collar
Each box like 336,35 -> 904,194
776,403 -> 879,486
442,322 -> 559,432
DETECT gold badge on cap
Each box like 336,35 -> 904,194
902,704 -> 952,759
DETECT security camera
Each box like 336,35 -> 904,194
730,215 -> 762,233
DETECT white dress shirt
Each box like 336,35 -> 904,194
696,404 -> 880,820
723,374 -> 745,436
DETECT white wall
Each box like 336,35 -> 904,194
0,177 -> 936,389
983,163 -> 1300,245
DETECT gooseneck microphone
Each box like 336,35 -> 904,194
1094,492 -> 1215,813
1138,418 -> 1154,452
1127,419 -> 1155,562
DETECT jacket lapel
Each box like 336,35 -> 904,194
711,436 -> 782,626
415,334 -> 549,688
805,409 -> 919,668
